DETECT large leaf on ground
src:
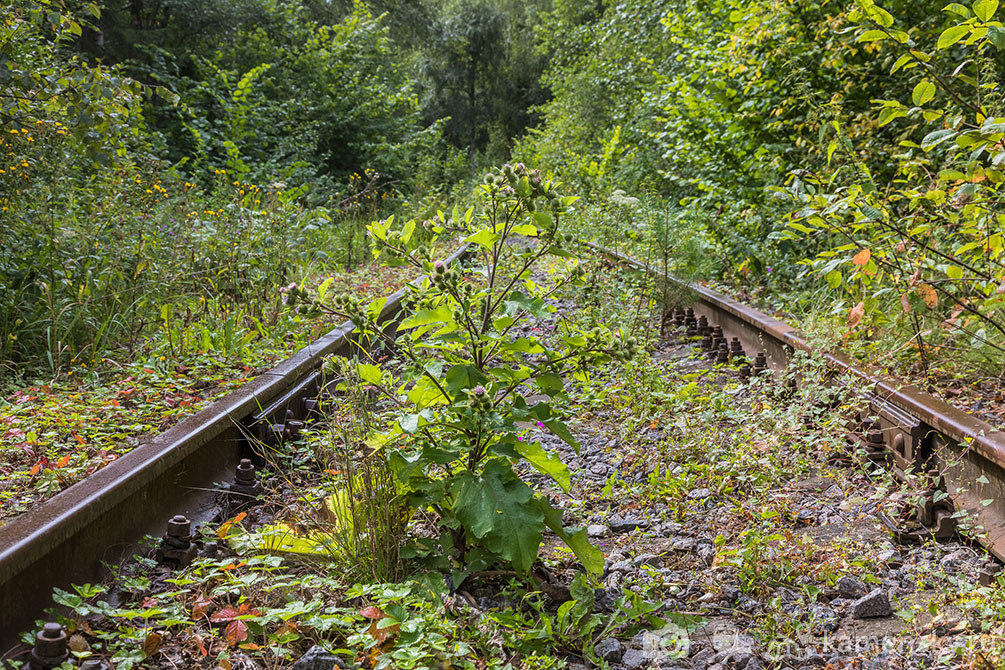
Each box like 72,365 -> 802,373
537,499 -> 604,575
451,459 -> 544,572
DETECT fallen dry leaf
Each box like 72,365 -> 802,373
847,301 -> 865,328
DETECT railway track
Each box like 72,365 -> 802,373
589,242 -> 1005,573
0,246 -> 470,648
2,237 -> 1003,658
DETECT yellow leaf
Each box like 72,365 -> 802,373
852,248 -> 871,266
917,284 -> 938,308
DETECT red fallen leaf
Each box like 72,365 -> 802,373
142,632 -> 162,656
210,607 -> 239,623
225,620 -> 248,646
29,459 -> 46,476
192,595 -> 213,619
192,633 -> 208,657
141,596 -> 157,608
360,606 -> 383,620
56,454 -> 71,468
72,432 -> 86,445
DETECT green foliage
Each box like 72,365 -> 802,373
783,0 -> 1005,372
291,164 -> 636,576
417,0 -> 551,170
140,2 -> 433,194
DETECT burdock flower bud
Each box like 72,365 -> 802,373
472,385 -> 486,397
434,260 -> 446,274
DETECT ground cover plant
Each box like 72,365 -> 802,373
26,249 -> 1005,669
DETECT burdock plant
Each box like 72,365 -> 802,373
291,165 -> 636,584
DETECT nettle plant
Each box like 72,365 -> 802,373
286,164 -> 636,581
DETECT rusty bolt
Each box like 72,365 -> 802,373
158,515 -> 198,568
30,623 -> 68,669
752,352 -> 768,374
167,515 -> 191,539
739,363 -> 752,380
716,343 -> 729,364
700,335 -> 713,352
697,315 -> 709,336
286,419 -> 304,440
235,459 -> 256,486
729,337 -> 745,359
979,564 -> 1003,587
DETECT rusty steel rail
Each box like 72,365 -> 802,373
587,241 -> 1005,561
0,245 -> 469,644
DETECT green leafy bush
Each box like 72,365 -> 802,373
290,164 -> 638,578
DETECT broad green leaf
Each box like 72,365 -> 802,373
501,337 -> 545,354
399,305 -> 452,330
400,219 -> 416,245
975,0 -> 999,21
825,270 -> 843,289
922,129 -> 957,148
988,25 -> 1005,48
444,364 -> 489,398
465,228 -> 501,250
858,29 -> 888,42
944,2 -> 972,17
514,439 -> 571,492
398,413 -> 421,433
407,376 -> 448,408
366,296 -> 388,322
357,363 -> 383,385
535,373 -> 565,396
317,277 -> 334,302
937,24 -> 971,49
891,53 -> 913,74
860,1 -> 894,26
543,419 -> 579,450
537,498 -> 604,575
912,80 -> 936,106
530,212 -> 554,230
451,460 -> 544,573
946,265 -> 965,279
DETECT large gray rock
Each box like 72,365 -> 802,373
836,575 -> 868,599
809,604 -> 839,633
623,648 -> 648,669
610,517 -> 650,533
292,646 -> 346,669
852,589 -> 893,619
594,637 -> 624,663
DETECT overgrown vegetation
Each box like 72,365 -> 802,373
8,0 -> 1005,665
